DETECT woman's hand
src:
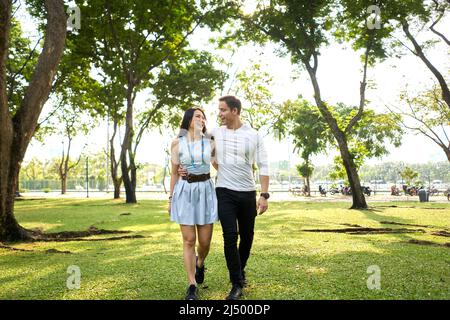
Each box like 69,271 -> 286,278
178,165 -> 188,177
168,196 -> 172,214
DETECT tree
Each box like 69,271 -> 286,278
400,166 -> 419,186
277,98 -> 402,188
276,98 -> 331,195
103,82 -> 125,199
235,0 -> 426,208
235,0 -> 393,208
48,50 -> 101,195
388,85 -> 450,161
7,16 -> 39,114
232,62 -> 278,131
52,107 -> 89,194
20,157 -> 43,181
328,104 -> 403,183
72,0 -> 235,203
0,0 -> 66,241
383,0 -> 450,109
296,161 -> 314,196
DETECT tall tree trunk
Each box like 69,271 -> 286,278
337,136 -> 367,209
444,144 -> 450,162
109,115 -> 122,199
61,174 -> 67,194
306,175 -> 311,197
0,0 -> 67,242
59,142 -> 66,194
120,80 -> 137,204
112,178 -> 121,199
305,60 -> 367,209
58,134 -> 76,195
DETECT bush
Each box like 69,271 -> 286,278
42,188 -> 51,193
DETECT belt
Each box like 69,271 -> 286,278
182,173 -> 211,183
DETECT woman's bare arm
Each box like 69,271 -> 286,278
210,139 -> 218,171
169,139 -> 180,198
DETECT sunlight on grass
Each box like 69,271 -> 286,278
1,198 -> 449,299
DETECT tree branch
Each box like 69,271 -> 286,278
104,0 -> 127,74
402,20 -> 450,109
345,31 -> 374,134
133,101 -> 164,156
37,98 -> 64,127
441,124 -> 450,144
387,101 -> 447,148
429,9 -> 450,46
139,15 -> 205,83
8,35 -> 44,102
12,0 -> 67,158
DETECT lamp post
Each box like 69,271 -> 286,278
106,112 -> 110,193
85,157 -> 89,198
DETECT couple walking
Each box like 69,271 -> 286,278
168,95 -> 270,300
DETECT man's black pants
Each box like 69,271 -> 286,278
216,187 -> 257,285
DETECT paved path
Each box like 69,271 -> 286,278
18,192 -> 450,203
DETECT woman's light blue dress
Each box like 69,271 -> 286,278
170,136 -> 218,225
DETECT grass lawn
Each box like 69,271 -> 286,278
1,198 -> 449,300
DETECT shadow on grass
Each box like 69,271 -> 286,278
3,199 -> 449,299
1,232 -> 449,300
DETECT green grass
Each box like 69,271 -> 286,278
1,199 -> 449,300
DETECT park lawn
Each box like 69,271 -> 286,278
0,198 -> 449,300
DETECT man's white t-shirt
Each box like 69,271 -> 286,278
211,124 -> 269,192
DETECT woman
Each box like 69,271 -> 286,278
169,107 -> 218,300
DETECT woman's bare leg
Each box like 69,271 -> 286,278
180,225 -> 197,285
196,224 -> 213,267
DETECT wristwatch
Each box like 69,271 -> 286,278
260,193 -> 270,199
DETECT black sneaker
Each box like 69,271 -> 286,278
185,284 -> 198,300
225,283 -> 243,300
195,257 -> 205,284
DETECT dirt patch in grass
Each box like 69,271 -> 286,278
431,231 -> 450,237
30,226 -> 130,240
405,239 -> 450,248
44,249 -> 72,254
0,244 -> 34,252
0,224 -> 146,248
339,223 -> 363,228
380,221 -> 450,231
376,205 -> 448,210
0,230 -> 147,253
69,235 -> 147,242
2,226 -> 147,245
0,244 -> 72,254
303,227 -> 425,235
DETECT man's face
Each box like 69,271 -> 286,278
218,101 -> 236,125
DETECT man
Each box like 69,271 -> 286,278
213,95 -> 270,300
179,95 -> 269,300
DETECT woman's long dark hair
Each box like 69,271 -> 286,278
179,107 -> 207,137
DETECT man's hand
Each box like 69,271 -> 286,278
178,165 -> 187,177
257,197 -> 268,215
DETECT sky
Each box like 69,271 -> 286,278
17,1 -> 450,169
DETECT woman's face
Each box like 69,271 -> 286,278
190,109 -> 206,132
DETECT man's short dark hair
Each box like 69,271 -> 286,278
219,95 -> 241,114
